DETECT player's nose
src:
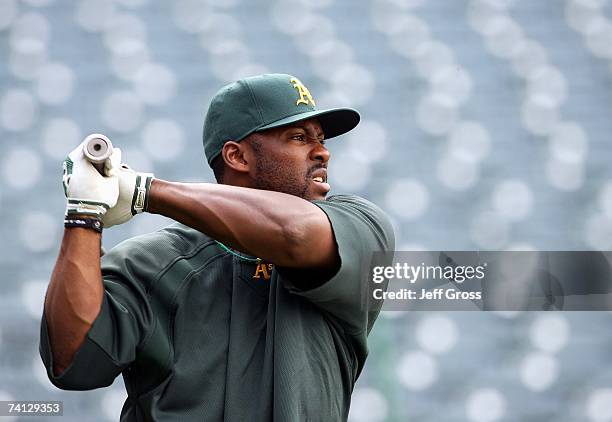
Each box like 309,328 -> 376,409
311,143 -> 330,164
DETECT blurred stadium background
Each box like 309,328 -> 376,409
1,0 -> 612,420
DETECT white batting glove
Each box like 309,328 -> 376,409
63,141 -> 121,218
102,162 -> 154,228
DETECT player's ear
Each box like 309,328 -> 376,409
221,140 -> 251,174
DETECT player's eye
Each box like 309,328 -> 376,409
292,134 -> 306,142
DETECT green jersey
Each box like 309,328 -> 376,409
40,194 -> 395,421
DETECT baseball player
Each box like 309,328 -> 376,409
40,74 -> 395,421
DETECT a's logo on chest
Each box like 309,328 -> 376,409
253,262 -> 274,280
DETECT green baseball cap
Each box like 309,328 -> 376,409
202,73 -> 360,165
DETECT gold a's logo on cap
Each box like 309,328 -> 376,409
290,77 -> 316,107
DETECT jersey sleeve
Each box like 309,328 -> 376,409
39,237 -> 159,391
280,194 -> 395,336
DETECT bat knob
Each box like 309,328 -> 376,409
83,134 -> 113,175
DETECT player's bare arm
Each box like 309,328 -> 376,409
45,228 -> 103,376
147,181 -> 337,270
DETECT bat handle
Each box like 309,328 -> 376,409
82,134 -> 113,175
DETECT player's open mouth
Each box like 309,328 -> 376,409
311,169 -> 330,193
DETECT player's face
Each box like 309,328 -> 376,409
246,118 -> 330,200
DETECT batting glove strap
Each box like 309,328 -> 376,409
131,173 -> 154,215
65,199 -> 109,217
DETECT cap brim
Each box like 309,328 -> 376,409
256,108 -> 360,140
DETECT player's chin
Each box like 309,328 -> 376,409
307,181 -> 330,201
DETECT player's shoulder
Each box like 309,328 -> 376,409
315,194 -> 395,246
323,194 -> 377,207
318,194 -> 390,221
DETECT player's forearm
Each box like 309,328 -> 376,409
147,179 -> 335,267
44,228 -> 104,375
